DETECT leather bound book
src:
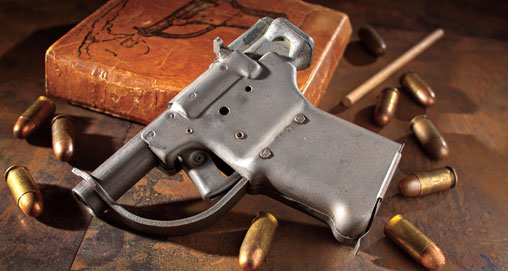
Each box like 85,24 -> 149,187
45,0 -> 351,124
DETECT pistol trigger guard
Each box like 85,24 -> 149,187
72,168 -> 248,235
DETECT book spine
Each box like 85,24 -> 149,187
45,49 -> 177,124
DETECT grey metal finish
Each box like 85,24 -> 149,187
180,150 -> 237,201
72,17 -> 402,242
141,50 -> 402,240
73,136 -> 158,216
73,168 -> 248,235
228,17 -> 314,70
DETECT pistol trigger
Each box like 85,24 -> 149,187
180,150 -> 238,201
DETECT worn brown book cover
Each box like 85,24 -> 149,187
45,0 -> 351,124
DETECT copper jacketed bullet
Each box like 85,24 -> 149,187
13,96 -> 55,139
4,165 -> 44,217
385,215 -> 445,270
411,115 -> 449,159
401,72 -> 436,106
239,212 -> 278,270
359,25 -> 387,57
374,87 -> 400,126
399,167 -> 458,197
51,115 -> 74,161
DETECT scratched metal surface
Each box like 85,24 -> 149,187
0,1 -> 507,270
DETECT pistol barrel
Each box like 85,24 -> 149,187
72,136 -> 157,216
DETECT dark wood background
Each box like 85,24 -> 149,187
1,0 -> 507,270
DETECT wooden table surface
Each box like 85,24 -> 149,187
1,1 -> 507,270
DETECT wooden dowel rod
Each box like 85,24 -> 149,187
341,29 -> 444,107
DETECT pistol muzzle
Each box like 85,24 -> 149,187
72,136 -> 157,216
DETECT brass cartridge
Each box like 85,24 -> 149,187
385,215 -> 445,270
401,72 -> 436,106
4,165 -> 44,217
239,212 -> 278,270
358,25 -> 387,57
399,167 -> 457,197
374,87 -> 400,126
411,115 -> 449,159
13,96 -> 55,139
51,115 -> 74,161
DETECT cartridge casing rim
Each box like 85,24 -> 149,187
445,166 -> 458,188
253,211 -> 278,226
384,214 -> 403,234
384,87 -> 400,94
4,165 -> 28,180
51,114 -> 71,124
37,95 -> 55,104
410,114 -> 428,129
400,71 -> 418,84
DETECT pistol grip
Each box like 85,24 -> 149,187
248,105 -> 402,241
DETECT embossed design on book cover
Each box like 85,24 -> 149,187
78,0 -> 286,58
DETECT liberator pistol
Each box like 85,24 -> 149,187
72,17 -> 402,246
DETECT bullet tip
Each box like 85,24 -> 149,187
375,114 -> 391,126
239,245 -> 265,271
427,138 -> 449,160
54,139 -> 74,161
420,243 -> 446,270
422,95 -> 436,107
13,117 -> 35,139
18,192 -> 44,217
398,175 -> 421,197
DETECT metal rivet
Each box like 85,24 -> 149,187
167,112 -> 174,119
188,92 -> 197,99
259,148 -> 272,159
235,131 -> 246,139
145,131 -> 155,140
294,114 -> 306,124
186,128 -> 193,134
190,151 -> 207,167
